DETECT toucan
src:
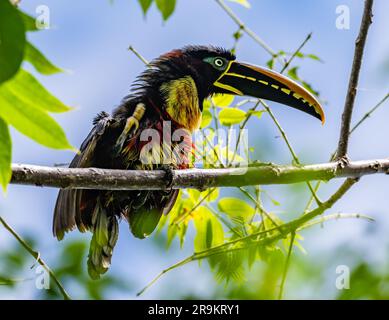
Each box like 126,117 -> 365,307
53,45 -> 324,279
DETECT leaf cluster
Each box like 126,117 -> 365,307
0,2 -> 74,191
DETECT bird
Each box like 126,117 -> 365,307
53,45 -> 325,279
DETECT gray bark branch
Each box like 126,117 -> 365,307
336,0 -> 374,159
10,158 -> 389,190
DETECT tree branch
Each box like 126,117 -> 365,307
214,0 -> 278,57
0,216 -> 71,300
336,0 -> 374,159
9,158 -> 389,190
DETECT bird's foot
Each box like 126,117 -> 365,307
160,164 -> 174,190
113,133 -> 127,154
113,116 -> 140,154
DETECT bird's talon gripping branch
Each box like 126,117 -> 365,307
160,164 -> 175,190
114,103 -> 146,153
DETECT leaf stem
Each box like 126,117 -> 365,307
0,215 -> 71,300
280,33 -> 312,74
128,45 -> 149,66
278,231 -> 295,300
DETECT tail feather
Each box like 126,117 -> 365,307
87,200 -> 119,279
53,189 -> 89,240
53,189 -> 77,240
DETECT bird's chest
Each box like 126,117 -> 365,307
118,116 -> 193,170
160,76 -> 202,132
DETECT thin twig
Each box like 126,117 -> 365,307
128,45 -> 149,66
238,187 -> 279,227
173,188 -> 216,225
214,0 -> 278,58
0,216 -> 71,300
230,100 -> 261,165
278,231 -> 295,300
336,0 -> 374,159
280,33 -> 312,74
298,212 -> 374,231
350,92 -> 389,135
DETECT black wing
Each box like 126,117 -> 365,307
53,112 -> 115,240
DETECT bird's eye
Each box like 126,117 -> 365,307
214,58 -> 225,68
203,56 -> 228,70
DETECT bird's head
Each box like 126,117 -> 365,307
133,45 -> 325,125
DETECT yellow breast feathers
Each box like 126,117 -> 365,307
160,76 -> 202,132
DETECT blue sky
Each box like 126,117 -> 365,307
1,0 -> 389,299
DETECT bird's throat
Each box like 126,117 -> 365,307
160,76 -> 202,132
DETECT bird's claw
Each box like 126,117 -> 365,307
160,164 -> 174,190
113,116 -> 139,154
113,134 -> 127,154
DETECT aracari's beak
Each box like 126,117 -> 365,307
213,61 -> 325,124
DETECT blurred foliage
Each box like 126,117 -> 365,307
136,0 -> 250,21
0,236 -> 131,299
138,0 -> 176,20
337,262 -> 389,300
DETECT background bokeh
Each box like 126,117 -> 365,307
1,0 -> 389,299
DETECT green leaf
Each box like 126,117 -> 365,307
200,109 -> 212,128
306,53 -> 322,62
0,0 -> 26,84
24,42 -> 63,75
226,0 -> 251,8
188,189 -> 200,202
201,188 -> 219,202
0,69 -> 71,113
212,94 -> 234,107
302,80 -> 320,96
219,108 -> 246,126
194,207 -> 224,253
19,11 -> 38,32
218,197 -> 255,220
155,0 -> 176,20
0,71 -> 73,150
202,99 -> 211,111
248,110 -> 264,119
286,66 -> 320,97
287,66 -> 299,81
0,117 -> 12,191
215,250 -> 245,282
266,57 -> 275,70
233,30 -> 243,41
138,0 -> 153,15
